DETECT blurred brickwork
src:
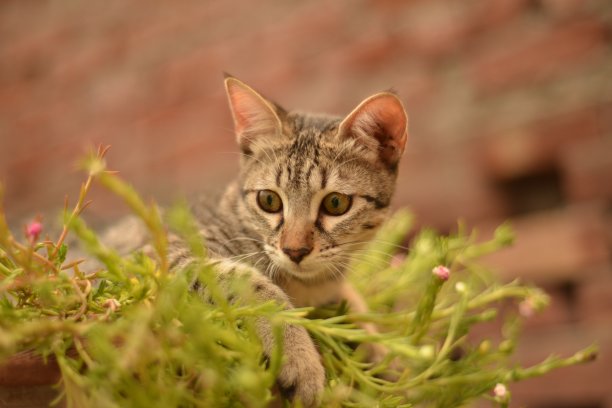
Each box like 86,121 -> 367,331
1,0 -> 611,406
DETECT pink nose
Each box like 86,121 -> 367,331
282,247 -> 312,264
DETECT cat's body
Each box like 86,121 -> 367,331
104,77 -> 408,407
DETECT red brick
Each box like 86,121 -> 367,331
479,107 -> 605,179
394,147 -> 505,230
510,322 -> 612,406
337,33 -> 399,71
258,1 -> 344,53
1,24 -> 73,82
577,269 -> 612,323
473,0 -> 531,30
0,385 -> 63,408
466,286 -> 571,342
0,350 -> 60,386
470,311 -> 610,408
538,0 -> 593,18
480,204 -> 609,284
156,47 -> 223,104
470,19 -> 607,93
394,67 -> 439,113
561,136 -> 612,203
123,2 -> 235,54
49,40 -> 123,88
522,284 -> 576,329
398,1 -> 476,59
366,0 -> 426,12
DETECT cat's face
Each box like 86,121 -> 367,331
225,77 -> 408,283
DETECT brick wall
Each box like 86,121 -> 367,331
1,0 -> 611,406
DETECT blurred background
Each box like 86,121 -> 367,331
1,0 -> 611,406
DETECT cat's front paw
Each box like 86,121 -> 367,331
277,325 -> 325,408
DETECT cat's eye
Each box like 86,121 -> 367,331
257,190 -> 283,213
321,192 -> 352,216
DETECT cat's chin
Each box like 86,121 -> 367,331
272,257 -> 341,284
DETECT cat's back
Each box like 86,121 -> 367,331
96,185 -> 261,263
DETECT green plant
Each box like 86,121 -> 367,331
0,147 -> 597,407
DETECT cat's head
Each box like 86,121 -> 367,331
225,76 -> 408,283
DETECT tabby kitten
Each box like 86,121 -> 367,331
145,76 -> 408,407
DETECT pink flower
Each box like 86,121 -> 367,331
494,383 -> 507,398
26,221 -> 43,242
519,299 -> 534,317
432,265 -> 450,281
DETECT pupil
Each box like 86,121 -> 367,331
267,195 -> 273,206
332,197 -> 339,208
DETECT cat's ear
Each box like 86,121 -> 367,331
224,76 -> 283,154
338,92 -> 408,169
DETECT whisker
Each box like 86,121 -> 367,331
336,239 -> 409,252
367,239 -> 410,251
251,257 -> 266,272
225,236 -> 266,245
322,245 -> 397,261
331,254 -> 393,271
222,250 -> 267,264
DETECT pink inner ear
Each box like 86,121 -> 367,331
371,97 -> 408,148
343,94 -> 408,167
229,91 -> 262,135
226,80 -> 280,142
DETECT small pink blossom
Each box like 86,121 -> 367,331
432,265 -> 450,281
519,299 -> 535,317
26,221 -> 43,242
494,383 -> 507,398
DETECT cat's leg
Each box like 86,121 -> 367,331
196,258 -> 325,407
167,233 -> 325,405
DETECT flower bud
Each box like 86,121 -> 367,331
519,299 -> 534,317
494,383 -> 511,404
478,340 -> 492,354
455,281 -> 466,293
432,265 -> 450,281
418,344 -> 435,360
26,221 -> 43,242
494,383 -> 507,398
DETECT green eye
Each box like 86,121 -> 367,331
257,190 -> 283,213
321,192 -> 352,216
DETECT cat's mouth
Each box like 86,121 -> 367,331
271,253 -> 343,283
263,244 -> 344,282
276,256 -> 315,277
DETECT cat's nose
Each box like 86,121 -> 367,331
282,246 -> 312,264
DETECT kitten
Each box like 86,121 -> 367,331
106,76 -> 408,407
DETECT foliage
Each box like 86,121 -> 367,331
0,147 -> 597,407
